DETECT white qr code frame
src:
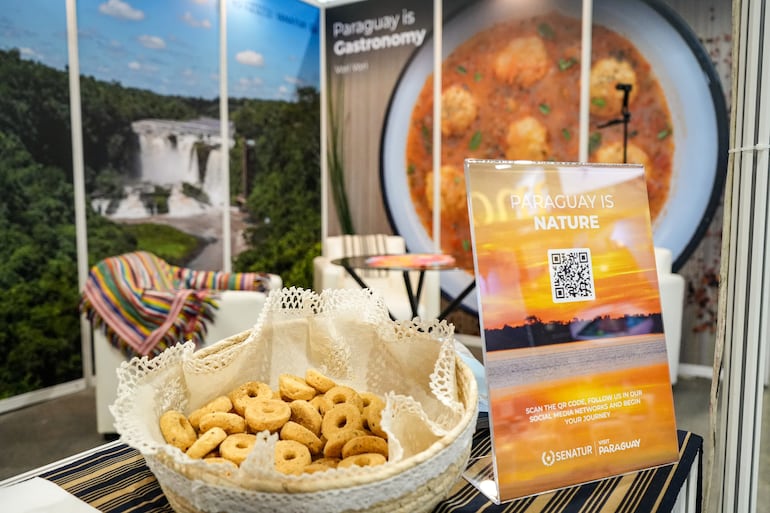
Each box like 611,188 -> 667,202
547,248 -> 596,303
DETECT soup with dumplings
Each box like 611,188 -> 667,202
405,11 -> 674,269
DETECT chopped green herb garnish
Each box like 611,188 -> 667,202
538,23 -> 555,39
469,130 -> 482,150
407,163 -> 415,175
562,128 -> 572,140
462,239 -> 471,252
539,103 -> 551,115
657,128 -> 671,140
474,71 -> 482,82
558,57 -> 577,71
421,125 -> 431,152
629,130 -> 639,138
457,65 -> 467,74
588,132 -> 602,154
591,97 -> 606,108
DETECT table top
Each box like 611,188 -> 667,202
332,253 -> 467,272
0,415 -> 702,513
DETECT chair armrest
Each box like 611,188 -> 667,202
265,273 -> 283,290
207,290 -> 267,341
654,247 -> 673,275
656,271 -> 685,385
313,255 -> 345,292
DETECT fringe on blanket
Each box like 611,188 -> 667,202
79,251 -> 274,358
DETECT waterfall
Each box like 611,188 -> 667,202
98,117 -> 234,219
201,146 -> 226,208
135,131 -> 200,186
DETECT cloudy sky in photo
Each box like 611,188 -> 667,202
0,0 -> 320,100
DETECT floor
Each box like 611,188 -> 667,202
0,386 -> 106,481
0,376 -> 713,483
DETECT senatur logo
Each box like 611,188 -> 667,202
541,444 -> 593,466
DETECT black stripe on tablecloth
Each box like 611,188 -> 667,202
41,443 -> 172,513
432,419 -> 702,513
34,423 -> 701,513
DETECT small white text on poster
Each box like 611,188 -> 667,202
525,389 -> 643,425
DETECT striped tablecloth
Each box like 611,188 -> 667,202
8,420 -> 702,513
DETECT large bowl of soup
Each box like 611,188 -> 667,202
380,0 -> 727,313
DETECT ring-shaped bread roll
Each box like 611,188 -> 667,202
324,385 -> 364,412
186,426 -> 227,459
244,399 -> 291,433
278,374 -> 317,401
305,369 -> 337,393
310,394 -> 331,415
280,421 -> 324,455
360,392 -> 385,411
321,403 -> 364,439
338,452 -> 387,469
199,411 -> 247,434
323,428 -> 369,459
341,435 -> 389,459
364,401 -> 387,439
188,395 -> 233,430
159,410 -> 197,452
288,399 -> 322,436
229,381 -> 273,416
312,457 -> 341,469
274,440 -> 312,475
219,433 -> 257,465
303,462 -> 335,474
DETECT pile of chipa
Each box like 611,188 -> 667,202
159,369 -> 388,475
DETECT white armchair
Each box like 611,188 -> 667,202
313,234 -> 440,320
655,247 -> 685,385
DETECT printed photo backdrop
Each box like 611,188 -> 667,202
0,0 -> 320,399
324,0 -> 729,368
77,0 -> 320,274
0,0 -> 83,398
76,0 -> 320,365
325,0 -> 434,237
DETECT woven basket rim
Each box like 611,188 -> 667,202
147,345 -> 479,495
160,440 -> 473,513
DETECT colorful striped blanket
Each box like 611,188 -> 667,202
80,251 -> 274,357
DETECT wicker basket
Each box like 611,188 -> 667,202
113,288 -> 479,513
162,441 -> 471,513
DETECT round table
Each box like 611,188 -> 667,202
331,253 -> 475,320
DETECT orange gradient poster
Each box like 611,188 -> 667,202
464,160 -> 679,503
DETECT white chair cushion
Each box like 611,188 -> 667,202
92,289 -> 274,434
654,247 -> 684,384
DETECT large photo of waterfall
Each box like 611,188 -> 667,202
90,116 -> 237,269
96,118 -> 231,219
0,0 -> 320,398
77,0 -> 321,273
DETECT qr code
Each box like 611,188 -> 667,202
548,248 -> 596,303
